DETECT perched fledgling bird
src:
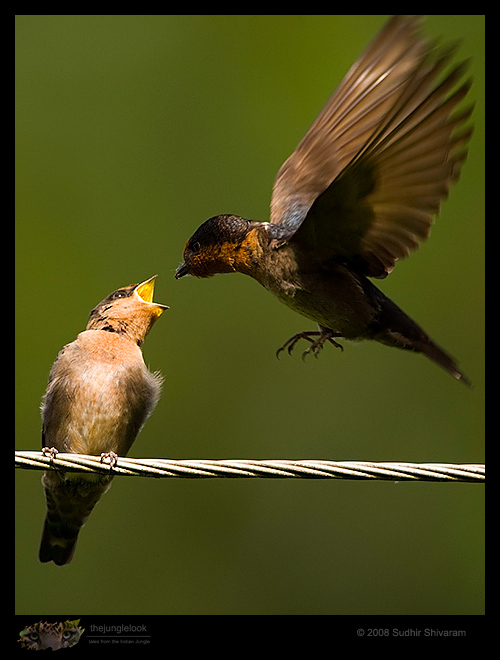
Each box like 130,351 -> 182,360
176,16 -> 473,385
39,276 -> 167,565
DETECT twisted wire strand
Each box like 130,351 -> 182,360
15,451 -> 485,482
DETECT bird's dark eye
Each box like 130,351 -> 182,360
111,290 -> 128,300
191,241 -> 201,254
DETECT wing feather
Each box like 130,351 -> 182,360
270,16 -> 473,278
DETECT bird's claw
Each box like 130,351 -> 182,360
42,446 -> 59,465
276,333 -> 311,358
276,331 -> 343,360
100,452 -> 119,469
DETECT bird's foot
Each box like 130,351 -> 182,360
41,446 -> 59,465
100,452 -> 119,469
276,330 -> 343,360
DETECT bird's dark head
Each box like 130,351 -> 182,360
175,214 -> 256,279
87,275 -> 168,345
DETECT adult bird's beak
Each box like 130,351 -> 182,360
135,276 -> 169,316
175,262 -> 189,279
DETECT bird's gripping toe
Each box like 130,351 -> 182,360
276,330 -> 344,360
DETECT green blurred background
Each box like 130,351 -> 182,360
16,15 -> 484,615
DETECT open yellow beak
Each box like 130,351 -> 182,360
135,276 -> 169,316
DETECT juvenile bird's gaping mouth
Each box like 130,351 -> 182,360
135,276 -> 169,314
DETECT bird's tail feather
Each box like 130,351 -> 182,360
414,338 -> 471,387
39,471 -> 113,565
39,516 -> 80,566
374,295 -> 471,386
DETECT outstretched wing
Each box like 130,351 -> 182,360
270,15 -> 472,278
